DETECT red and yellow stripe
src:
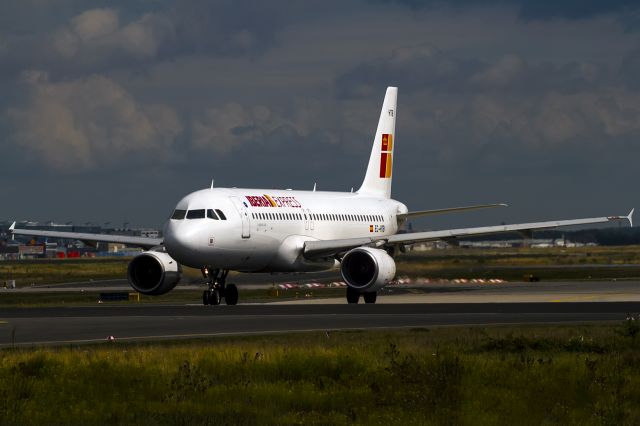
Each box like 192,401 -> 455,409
263,194 -> 278,207
379,134 -> 393,178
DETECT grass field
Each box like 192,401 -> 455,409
0,258 -> 129,286
396,245 -> 640,281
2,323 -> 640,425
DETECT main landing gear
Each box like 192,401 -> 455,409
201,268 -> 239,306
346,287 -> 377,304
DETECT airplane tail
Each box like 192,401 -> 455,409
357,86 -> 397,199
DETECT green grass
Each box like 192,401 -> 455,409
396,245 -> 640,280
2,323 -> 640,425
0,258 -> 129,286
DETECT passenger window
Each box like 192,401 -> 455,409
215,209 -> 227,220
187,209 -> 206,219
207,209 -> 219,220
171,209 -> 186,220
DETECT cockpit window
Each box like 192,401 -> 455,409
186,209 -> 206,219
207,209 -> 219,220
171,209 -> 186,220
215,209 -> 227,220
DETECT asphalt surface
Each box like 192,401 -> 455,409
2,301 -> 640,347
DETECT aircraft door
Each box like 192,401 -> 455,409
230,196 -> 251,238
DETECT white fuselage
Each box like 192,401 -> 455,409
163,188 -> 407,272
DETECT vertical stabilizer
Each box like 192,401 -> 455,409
357,87 -> 397,199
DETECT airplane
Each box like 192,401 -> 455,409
10,87 -> 634,305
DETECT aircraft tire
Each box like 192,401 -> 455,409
203,290 -> 210,305
363,292 -> 377,304
225,284 -> 239,305
211,289 -> 222,305
346,287 -> 360,304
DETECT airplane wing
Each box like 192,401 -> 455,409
303,209 -> 634,258
9,222 -> 162,250
398,203 -> 507,219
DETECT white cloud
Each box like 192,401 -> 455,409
7,72 -> 182,171
51,8 -> 174,63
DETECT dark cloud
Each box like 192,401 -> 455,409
0,0 -> 302,79
1,0 -> 639,225
374,0 -> 640,20
336,45 -> 609,98
619,46 -> 640,91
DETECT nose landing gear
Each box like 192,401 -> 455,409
201,268 -> 238,306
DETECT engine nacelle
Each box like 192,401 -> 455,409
340,247 -> 396,292
127,251 -> 181,295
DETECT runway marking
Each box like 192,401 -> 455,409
550,293 -> 636,303
0,318 -> 626,348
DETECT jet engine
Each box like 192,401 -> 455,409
340,247 -> 396,292
127,251 -> 181,295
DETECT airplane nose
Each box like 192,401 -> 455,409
164,221 -> 203,259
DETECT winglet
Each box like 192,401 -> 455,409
628,208 -> 635,227
9,221 -> 15,232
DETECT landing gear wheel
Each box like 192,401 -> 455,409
363,292 -> 377,304
210,289 -> 222,305
346,287 -> 360,304
225,284 -> 239,305
201,268 -> 229,306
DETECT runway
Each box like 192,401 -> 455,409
2,301 -> 640,347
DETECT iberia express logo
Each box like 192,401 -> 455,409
245,195 -> 302,208
379,134 -> 392,179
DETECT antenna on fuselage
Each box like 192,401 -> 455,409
351,187 -> 353,192
210,179 -> 214,190
313,183 -> 316,192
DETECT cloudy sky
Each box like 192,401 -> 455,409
1,0 -> 639,229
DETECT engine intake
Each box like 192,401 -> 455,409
341,247 -> 396,292
127,251 -> 181,295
